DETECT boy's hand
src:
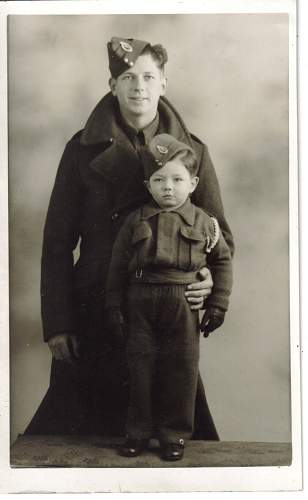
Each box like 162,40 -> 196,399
185,267 -> 213,310
200,307 -> 225,337
106,308 -> 126,346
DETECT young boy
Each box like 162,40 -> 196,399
105,133 -> 233,461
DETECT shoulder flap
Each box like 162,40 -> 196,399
180,226 -> 205,242
132,221 -> 152,245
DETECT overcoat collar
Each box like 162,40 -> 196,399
80,92 -> 193,148
141,198 -> 195,226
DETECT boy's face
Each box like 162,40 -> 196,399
145,158 -> 199,210
109,53 -> 167,122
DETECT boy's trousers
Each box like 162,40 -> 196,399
125,282 -> 200,444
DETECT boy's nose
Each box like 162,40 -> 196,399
163,181 -> 173,190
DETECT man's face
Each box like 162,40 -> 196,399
109,53 -> 167,123
145,158 -> 199,210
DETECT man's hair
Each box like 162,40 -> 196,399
174,150 -> 198,176
141,44 -> 168,71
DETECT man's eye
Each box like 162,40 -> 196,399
153,178 -> 162,182
144,75 -> 154,80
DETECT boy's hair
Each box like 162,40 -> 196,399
141,44 -> 168,72
174,150 -> 198,176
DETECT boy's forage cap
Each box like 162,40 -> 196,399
107,37 -> 150,78
140,134 -> 195,180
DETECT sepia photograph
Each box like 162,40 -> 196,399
0,0 -> 301,494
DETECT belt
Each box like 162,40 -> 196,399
130,268 -> 200,285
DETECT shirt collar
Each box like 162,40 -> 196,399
117,111 -> 159,145
141,197 -> 195,226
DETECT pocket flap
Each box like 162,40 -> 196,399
132,222 -> 152,245
180,226 -> 205,242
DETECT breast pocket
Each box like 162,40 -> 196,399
131,222 -> 153,268
179,226 -> 207,270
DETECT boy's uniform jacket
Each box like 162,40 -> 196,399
25,92 -> 234,439
106,198 -> 232,312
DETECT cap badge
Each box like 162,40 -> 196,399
156,145 -> 168,154
120,41 -> 133,52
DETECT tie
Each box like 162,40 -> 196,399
136,131 -> 146,148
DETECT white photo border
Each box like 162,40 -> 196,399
0,0 -> 302,493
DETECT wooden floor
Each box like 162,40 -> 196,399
10,435 -> 292,468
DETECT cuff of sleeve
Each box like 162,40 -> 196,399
205,294 -> 229,312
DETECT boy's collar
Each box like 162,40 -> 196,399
141,198 -> 195,226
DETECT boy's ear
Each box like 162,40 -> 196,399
144,180 -> 151,193
190,176 -> 199,193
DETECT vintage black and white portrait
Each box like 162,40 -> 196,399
0,0 -> 301,494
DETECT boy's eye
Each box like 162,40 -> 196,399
174,177 -> 183,182
144,75 -> 154,81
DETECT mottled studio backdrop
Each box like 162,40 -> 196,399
8,14 -> 290,443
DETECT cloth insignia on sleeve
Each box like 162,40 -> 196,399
205,217 -> 220,253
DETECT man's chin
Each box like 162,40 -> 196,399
126,100 -> 159,115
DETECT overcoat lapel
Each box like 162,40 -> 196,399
89,130 -> 141,184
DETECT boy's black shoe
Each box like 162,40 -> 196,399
119,438 -> 149,457
160,440 -> 185,461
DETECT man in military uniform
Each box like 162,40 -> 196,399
25,37 -> 234,440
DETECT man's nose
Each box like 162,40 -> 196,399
133,76 -> 145,91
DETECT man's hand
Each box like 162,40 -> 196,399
48,333 -> 80,363
200,307 -> 225,337
185,267 -> 213,310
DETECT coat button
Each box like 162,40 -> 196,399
111,212 -> 119,221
